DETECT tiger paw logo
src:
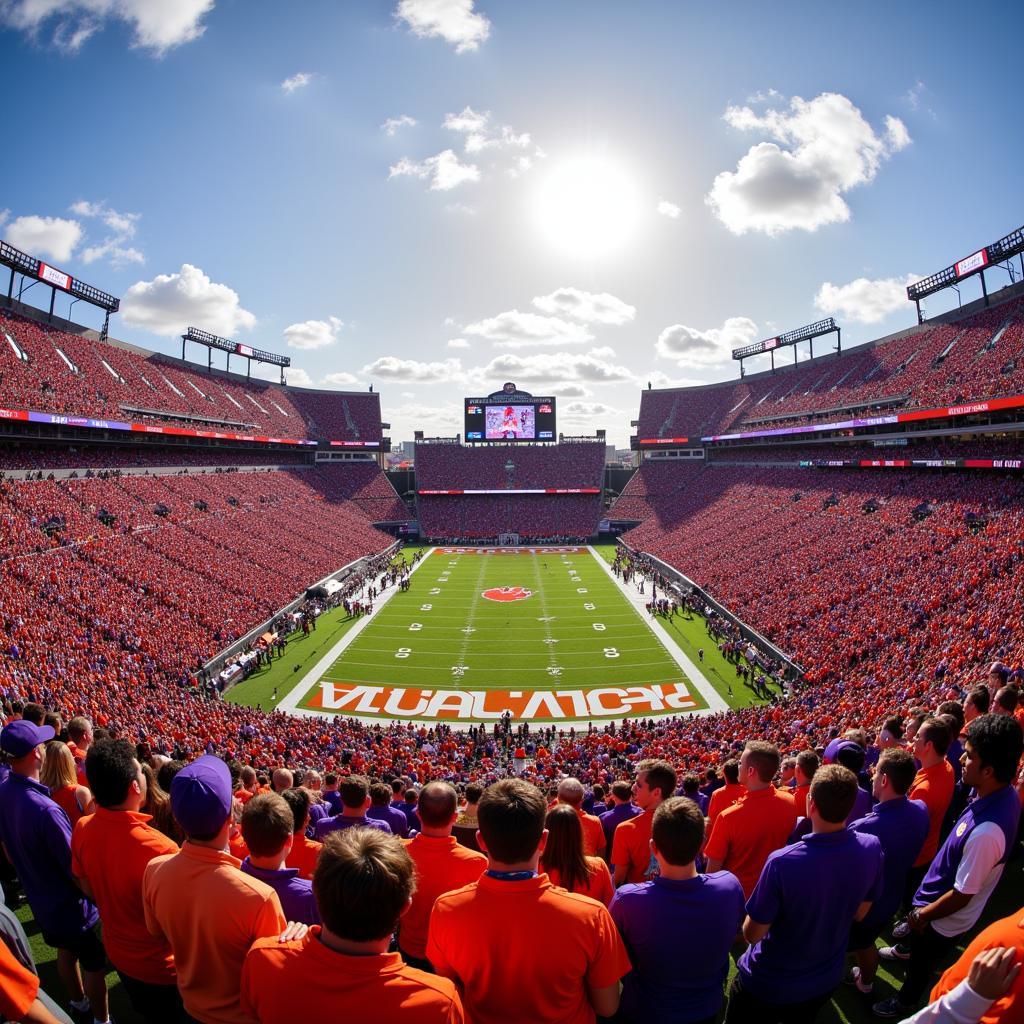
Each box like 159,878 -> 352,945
483,586 -> 533,602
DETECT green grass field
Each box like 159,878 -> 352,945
273,545 -> 726,725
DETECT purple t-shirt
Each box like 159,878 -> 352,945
599,801 -> 641,849
314,813 -> 392,841
611,872 -> 745,1022
240,860 -> 319,925
367,803 -> 409,838
739,828 -> 884,1003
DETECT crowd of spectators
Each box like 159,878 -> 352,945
707,436 -> 1024,464
414,442 -> 604,490
418,494 -> 602,540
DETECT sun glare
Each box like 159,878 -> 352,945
534,156 -> 642,260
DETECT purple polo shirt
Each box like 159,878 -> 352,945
314,813 -> 392,841
611,872 -> 744,1022
0,772 -> 99,939
599,801 -> 641,849
845,786 -> 873,826
367,803 -> 409,838
850,796 -> 930,929
738,828 -> 883,1003
240,859 -> 319,925
322,790 -> 343,814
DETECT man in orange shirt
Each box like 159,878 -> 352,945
143,756 -> 287,1024
909,717 -> 956,878
281,787 -> 322,880
704,741 -> 797,898
241,829 -> 463,1024
66,716 -> 93,786
427,779 -> 631,1024
557,778 -> 606,858
0,938 -> 67,1024
72,739 -> 184,1024
792,750 -> 819,819
399,781 -> 486,969
707,759 -> 746,832
612,759 -> 677,886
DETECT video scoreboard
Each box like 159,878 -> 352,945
464,383 -> 556,442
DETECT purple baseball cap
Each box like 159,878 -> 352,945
823,738 -> 862,764
0,720 -> 55,759
170,755 -> 233,837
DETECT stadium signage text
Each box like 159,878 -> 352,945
313,682 -> 699,721
38,262 -> 73,291
954,249 -> 989,279
418,488 -> 600,495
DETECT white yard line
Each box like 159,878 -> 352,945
277,548 -> 436,713
587,546 -> 728,713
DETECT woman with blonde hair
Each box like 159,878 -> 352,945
140,762 -> 182,843
540,804 -> 614,906
41,740 -> 94,825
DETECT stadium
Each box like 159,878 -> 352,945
1,5 -> 1023,1024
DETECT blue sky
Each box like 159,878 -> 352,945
2,0 -> 1022,445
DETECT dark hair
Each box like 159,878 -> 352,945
918,717 -> 951,757
744,741 -> 780,783
610,780 -> 632,802
540,805 -> 593,893
935,701 -> 964,729
967,685 -> 991,714
965,714 -> 1024,785
835,743 -> 866,775
881,715 -> 904,740
22,703 -> 46,726
478,779 -> 546,864
464,783 -> 483,804
592,784 -> 605,800
796,750 -> 819,780
996,688 -> 1019,714
722,759 -> 740,784
876,748 -> 916,796
418,781 -> 457,829
281,787 -> 311,834
340,775 -> 370,809
85,739 -> 138,808
637,759 -> 677,801
314,829 -> 415,941
810,765 -> 858,824
157,759 -> 185,793
651,797 -> 704,866
242,793 -> 294,858
681,773 -> 700,795
369,783 -> 391,807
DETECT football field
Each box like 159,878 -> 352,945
279,546 -> 726,726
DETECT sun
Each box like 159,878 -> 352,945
534,155 -> 642,260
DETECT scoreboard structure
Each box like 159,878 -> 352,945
464,383 -> 556,443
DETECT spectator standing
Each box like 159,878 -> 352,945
455,783 -> 482,828
0,720 -> 108,1024
678,774 -> 709,816
241,829 -> 464,1024
909,717 -> 956,879
557,778 -> 607,858
143,756 -> 288,1024
71,739 -> 184,1024
280,788 -> 323,881
792,750 -> 818,818
706,759 -> 745,832
846,747 -> 930,995
314,775 -> 392,840
612,760 -> 677,885
399,782 -> 486,969
724,766 -> 884,1023
874,715 -> 1024,1018
65,717 -> 93,786
41,742 -> 94,827
599,781 -> 640,852
540,805 -> 614,907
611,797 -> 744,1024
704,741 -> 797,898
240,793 -> 319,925
368,782 -> 410,837
403,789 -> 424,833
428,779 -> 631,1023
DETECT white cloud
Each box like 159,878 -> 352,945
657,199 -> 681,219
531,288 -> 636,326
814,274 -> 920,325
446,338 -> 470,349
563,401 -> 616,419
71,200 -> 144,267
464,310 -> 593,348
442,105 -> 541,177
121,264 -> 256,338
382,114 -> 417,136
5,215 -> 82,262
286,367 -> 313,387
552,383 -> 591,398
323,371 -> 362,387
706,92 -> 911,235
362,356 -> 464,383
905,81 -> 925,111
281,72 -> 312,94
395,0 -> 490,53
388,149 -> 480,191
443,106 -> 489,134
480,349 -> 635,385
283,316 -> 343,350
2,0 -> 214,54
656,316 -> 759,367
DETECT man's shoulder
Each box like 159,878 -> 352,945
247,934 -> 302,968
541,884 -> 610,921
396,962 -> 461,1002
433,879 -> 482,911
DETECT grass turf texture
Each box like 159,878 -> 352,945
289,545 -> 720,723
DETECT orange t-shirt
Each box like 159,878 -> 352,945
576,810 -> 606,856
707,783 -> 747,831
400,834 -> 486,961
242,930 -> 464,1024
285,835 -> 323,881
72,807 -> 179,985
611,807 -> 656,884
52,785 -> 89,827
229,832 -> 250,862
792,783 -> 811,819
427,873 -> 630,1024
704,786 -> 797,898
546,857 -> 615,907
0,940 -> 38,1021
909,760 -> 955,867
143,843 -> 286,1024
931,911 -> 1024,1023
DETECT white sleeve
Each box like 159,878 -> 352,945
954,822 -> 1006,896
896,979 -> 994,1024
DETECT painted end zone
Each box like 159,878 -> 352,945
304,681 -> 699,723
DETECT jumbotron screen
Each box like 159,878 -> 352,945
464,384 -> 556,442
